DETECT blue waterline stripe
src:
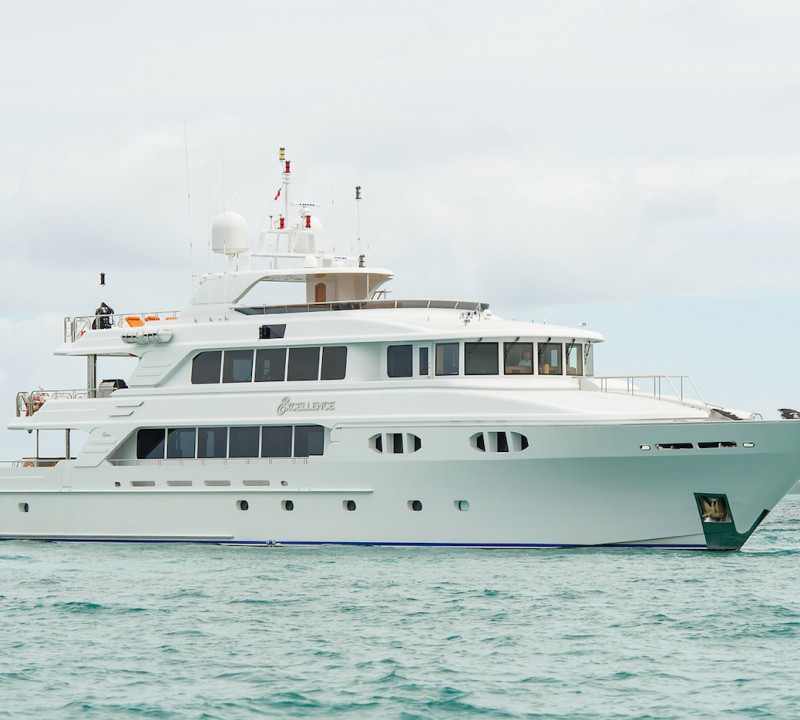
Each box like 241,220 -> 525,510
0,537 -> 707,549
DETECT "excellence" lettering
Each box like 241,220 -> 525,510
277,396 -> 336,416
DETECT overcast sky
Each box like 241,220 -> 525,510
2,1 -> 800,458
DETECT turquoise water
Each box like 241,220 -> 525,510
1,497 -> 800,719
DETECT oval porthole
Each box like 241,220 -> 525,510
282,500 -> 294,511
743,442 -> 755,448
454,500 -> 470,512
343,500 -> 357,512
408,500 -> 423,512
18,502 -> 29,513
237,500 -> 249,511
640,444 -> 651,451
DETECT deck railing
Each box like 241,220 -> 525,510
64,310 -> 181,342
579,375 -> 706,407
16,388 -> 103,417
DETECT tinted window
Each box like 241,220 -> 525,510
262,426 -> 293,457
167,428 -> 196,459
287,347 -> 320,381
435,343 -> 459,376
419,347 -> 429,375
255,348 -> 286,382
539,343 -> 563,375
465,342 -> 499,375
191,351 -> 222,384
229,426 -> 260,457
294,425 -> 324,457
223,350 -> 254,383
258,324 -> 286,339
504,342 -> 534,375
321,346 -> 347,380
137,429 -> 165,459
566,343 -> 584,376
197,427 -> 227,458
387,345 -> 413,377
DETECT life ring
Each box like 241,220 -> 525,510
29,392 -> 48,415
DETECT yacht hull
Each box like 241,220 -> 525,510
1,420 -> 798,550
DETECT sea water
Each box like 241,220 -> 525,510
1,496 -> 799,719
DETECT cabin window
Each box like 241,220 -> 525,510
229,426 -> 260,457
321,346 -> 347,380
223,350 -> 254,383
262,425 -> 293,458
538,343 -> 563,375
137,429 -> 165,459
167,428 -> 197,459
255,348 -> 287,382
435,343 -> 460,376
387,345 -> 413,378
465,342 -> 499,375
419,347 -> 429,375
294,425 -> 325,457
191,351 -> 222,384
197,427 -> 228,458
504,342 -> 534,375
258,324 -> 286,339
287,347 -> 321,381
566,343 -> 583,376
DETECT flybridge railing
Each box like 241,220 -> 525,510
235,299 -> 490,315
16,388 -> 101,417
579,375 -> 707,407
64,310 -> 181,342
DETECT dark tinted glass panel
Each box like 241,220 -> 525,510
294,425 -> 324,457
191,351 -> 222,384
261,425 -> 293,457
287,347 -> 320,381
255,347 -> 286,382
419,347 -> 429,375
435,343 -> 459,376
223,350 -> 254,383
137,429 -> 165,459
321,346 -> 347,380
198,427 -> 228,458
258,324 -> 286,339
465,342 -> 499,375
387,345 -> 413,377
504,342 -> 534,375
229,426 -> 260,457
167,428 -> 197,458
393,433 -> 404,454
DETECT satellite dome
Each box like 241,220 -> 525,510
211,212 -> 250,255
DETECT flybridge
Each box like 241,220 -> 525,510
234,299 -> 491,315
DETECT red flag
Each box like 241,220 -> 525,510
273,188 -> 281,202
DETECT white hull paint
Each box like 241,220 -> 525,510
3,420 -> 798,549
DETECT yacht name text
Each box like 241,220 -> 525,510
277,397 -> 336,415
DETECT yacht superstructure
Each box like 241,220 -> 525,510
2,154 -> 799,549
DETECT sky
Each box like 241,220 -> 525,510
1,0 -> 800,459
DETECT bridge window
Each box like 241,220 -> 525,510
223,349 -> 254,383
566,343 -> 583,376
321,346 -> 347,380
436,343 -> 459,376
419,347 -> 429,375
191,351 -> 222,384
504,342 -> 534,375
287,347 -> 321,381
294,425 -> 325,457
258,324 -> 286,339
538,343 -> 563,375
465,342 -> 499,375
387,344 -> 413,377
255,348 -> 287,382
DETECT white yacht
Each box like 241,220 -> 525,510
3,155 -> 800,550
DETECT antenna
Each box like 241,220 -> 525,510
355,185 -> 362,255
184,121 -> 194,292
99,272 -> 106,303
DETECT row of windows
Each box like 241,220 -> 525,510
387,341 -> 586,378
191,347 -> 347,385
136,425 -> 325,460
369,433 -> 422,454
